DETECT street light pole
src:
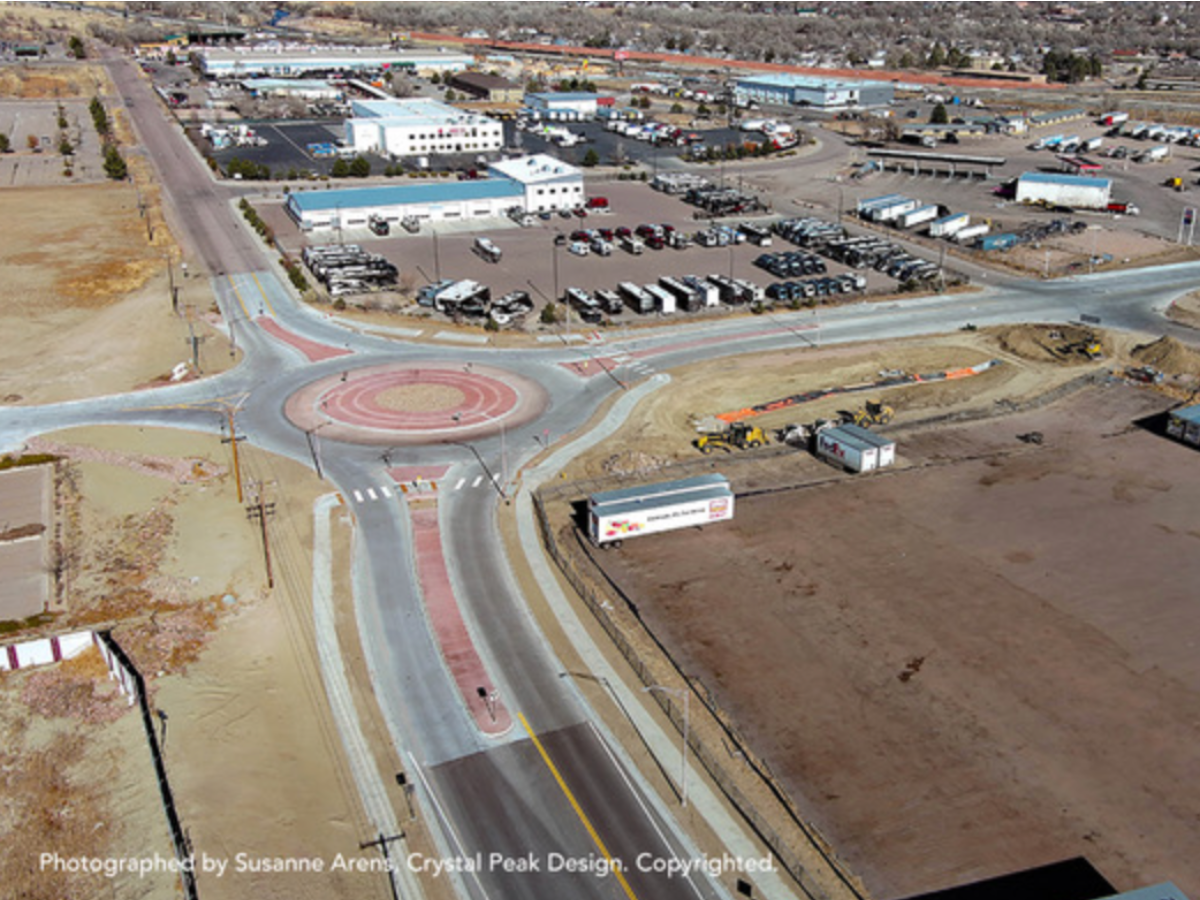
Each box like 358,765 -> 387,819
643,684 -> 689,808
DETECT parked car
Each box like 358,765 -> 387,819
568,241 -> 590,256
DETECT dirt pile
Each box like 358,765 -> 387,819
1131,336 -> 1200,376
997,324 -> 1100,365
602,450 -> 672,478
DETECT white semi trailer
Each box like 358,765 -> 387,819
588,474 -> 734,547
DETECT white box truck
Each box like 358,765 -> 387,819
588,474 -> 734,547
955,223 -> 990,243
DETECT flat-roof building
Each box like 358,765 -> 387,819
734,73 -> 894,108
448,71 -> 523,104
526,92 -> 615,117
285,153 -> 583,230
200,46 -> 474,79
344,99 -> 504,158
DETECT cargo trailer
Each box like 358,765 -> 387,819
588,474 -> 734,547
644,283 -> 676,314
837,423 -> 896,468
618,282 -> 656,314
929,212 -> 969,237
899,204 -> 940,229
816,426 -> 883,473
955,223 -> 990,243
866,198 -> 919,223
979,232 -> 1019,251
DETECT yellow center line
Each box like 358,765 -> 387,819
517,712 -> 640,900
251,272 -> 276,317
227,274 -> 251,321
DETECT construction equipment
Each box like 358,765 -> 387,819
1126,365 -> 1164,384
695,422 -> 770,454
842,400 -> 895,428
1165,175 -> 1184,192
1052,332 -> 1103,361
775,418 -> 839,449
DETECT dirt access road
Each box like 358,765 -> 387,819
594,383 -> 1200,899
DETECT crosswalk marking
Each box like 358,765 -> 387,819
381,485 -> 392,498
472,475 -> 483,488
367,487 -> 378,501
353,489 -> 364,503
455,478 -> 465,490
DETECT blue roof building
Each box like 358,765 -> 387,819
286,153 -> 583,230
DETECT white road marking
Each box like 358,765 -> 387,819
455,478 -> 466,491
367,487 -> 378,501
587,720 -> 708,900
472,475 -> 483,488
380,485 -> 392,498
353,489 -> 364,503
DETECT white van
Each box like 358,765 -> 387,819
473,237 -> 502,263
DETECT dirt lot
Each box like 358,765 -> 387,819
0,425 -> 403,900
0,183 -> 236,405
589,382 -> 1200,899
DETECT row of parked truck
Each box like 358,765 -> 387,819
563,274 -> 768,322
773,216 -> 942,282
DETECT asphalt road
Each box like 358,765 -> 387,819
6,49 -> 1199,900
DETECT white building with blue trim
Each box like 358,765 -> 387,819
286,153 -> 583,230
344,99 -> 504,158
733,73 -> 894,108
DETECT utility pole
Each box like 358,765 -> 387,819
219,401 -> 248,504
245,481 -> 276,590
360,832 -> 405,900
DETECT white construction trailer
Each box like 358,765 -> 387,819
588,474 -> 734,547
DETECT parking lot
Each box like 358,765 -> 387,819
0,98 -> 107,186
263,177 -> 936,327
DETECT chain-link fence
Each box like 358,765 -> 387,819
532,490 -> 863,900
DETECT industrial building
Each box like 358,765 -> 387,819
285,153 -> 583,230
448,72 -> 524,104
200,46 -> 474,79
733,73 -> 894,108
241,78 -> 343,101
525,92 -> 616,118
344,99 -> 504,158
1015,171 -> 1112,209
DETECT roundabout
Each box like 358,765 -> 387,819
284,361 -> 550,445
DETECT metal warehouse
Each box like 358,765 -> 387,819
733,73 -> 894,108
344,99 -> 504,158
200,46 -> 474,78
285,153 -> 583,230
526,92 -> 615,117
1015,172 -> 1112,209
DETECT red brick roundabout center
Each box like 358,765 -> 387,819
284,362 -> 550,445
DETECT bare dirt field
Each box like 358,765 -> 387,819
557,325 -> 1142,485
587,382 -> 1200,900
0,183 -> 236,405
0,426 -> 404,900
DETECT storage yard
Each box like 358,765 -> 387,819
582,381 -> 1200,900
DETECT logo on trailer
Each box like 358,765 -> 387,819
708,498 -> 729,520
604,519 -> 643,538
